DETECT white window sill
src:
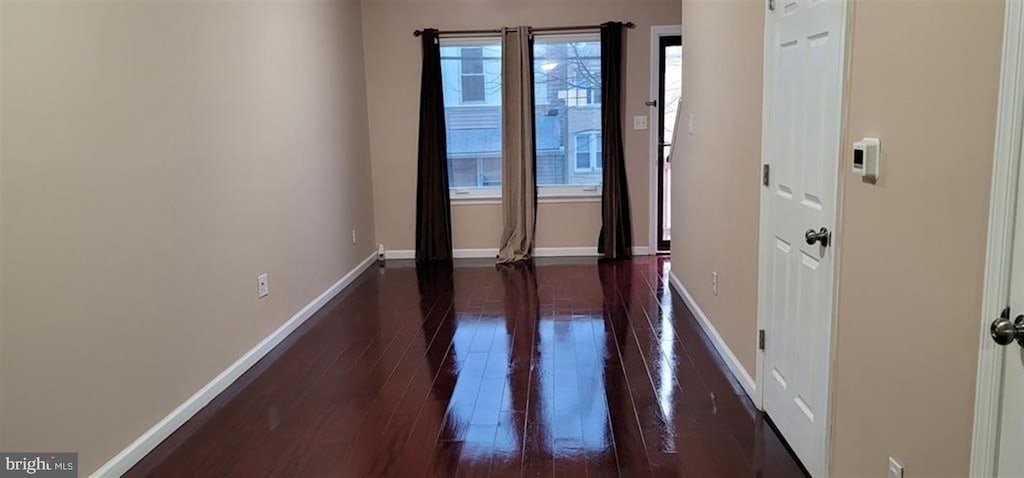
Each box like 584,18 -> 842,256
449,185 -> 602,205
539,185 -> 602,203
450,187 -> 501,204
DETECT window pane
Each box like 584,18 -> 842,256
575,153 -> 589,171
533,36 -> 602,186
663,45 -> 682,150
480,157 -> 501,186
441,40 -> 502,189
576,134 -> 590,152
575,134 -> 590,170
460,47 -> 484,74
449,157 -> 478,188
461,75 -> 485,102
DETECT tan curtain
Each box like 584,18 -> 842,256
497,26 -> 537,263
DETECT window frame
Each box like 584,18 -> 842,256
441,37 -> 503,200
533,32 -> 604,200
573,130 -> 603,173
458,47 -> 487,104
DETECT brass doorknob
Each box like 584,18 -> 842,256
804,227 -> 831,247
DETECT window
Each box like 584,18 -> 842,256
440,40 -> 502,195
439,35 -> 602,200
574,131 -> 602,172
533,35 -> 603,194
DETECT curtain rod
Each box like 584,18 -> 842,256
413,22 -> 635,37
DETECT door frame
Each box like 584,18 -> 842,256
970,2 -> 1024,476
754,0 -> 851,475
649,25 -> 682,254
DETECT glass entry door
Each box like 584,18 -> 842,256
657,35 -> 682,253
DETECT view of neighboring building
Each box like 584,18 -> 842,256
440,37 -> 603,190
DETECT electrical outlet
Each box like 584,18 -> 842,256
258,274 -> 269,299
888,457 -> 903,478
633,115 -> 648,130
712,272 -> 719,296
688,113 -> 695,135
352,229 -> 357,245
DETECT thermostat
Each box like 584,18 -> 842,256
852,137 -> 880,183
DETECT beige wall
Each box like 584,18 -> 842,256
361,0 -> 681,252
450,201 -> 604,249
674,0 -> 1005,476
672,0 -> 764,374
0,0 -> 376,473
831,1 -> 1003,475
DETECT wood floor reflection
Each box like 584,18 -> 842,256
127,256 -> 808,477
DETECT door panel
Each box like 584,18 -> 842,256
998,346 -> 1024,476
762,0 -> 845,476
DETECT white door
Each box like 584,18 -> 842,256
761,0 -> 846,476
997,274 -> 1024,475
994,159 -> 1024,475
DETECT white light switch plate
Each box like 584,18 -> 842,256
633,115 -> 648,130
258,274 -> 269,299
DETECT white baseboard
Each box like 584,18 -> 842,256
384,246 -> 651,260
90,252 -> 379,478
383,249 -> 416,260
667,270 -> 758,400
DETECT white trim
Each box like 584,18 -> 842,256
667,270 -> 757,399
971,1 -> 1024,475
538,185 -> 602,199
649,25 -> 682,255
451,196 -> 604,206
89,252 -> 380,478
533,31 -> 602,42
754,0 -> 775,415
450,186 -> 502,201
450,186 -> 603,205
439,36 -> 503,46
756,1 -> 850,476
537,196 -> 601,204
384,249 -> 417,260
451,198 -> 502,206
455,248 -> 501,259
383,246 -> 651,260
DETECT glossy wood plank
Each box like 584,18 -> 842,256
126,257 -> 807,478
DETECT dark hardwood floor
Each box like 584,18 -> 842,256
126,256 -> 807,477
